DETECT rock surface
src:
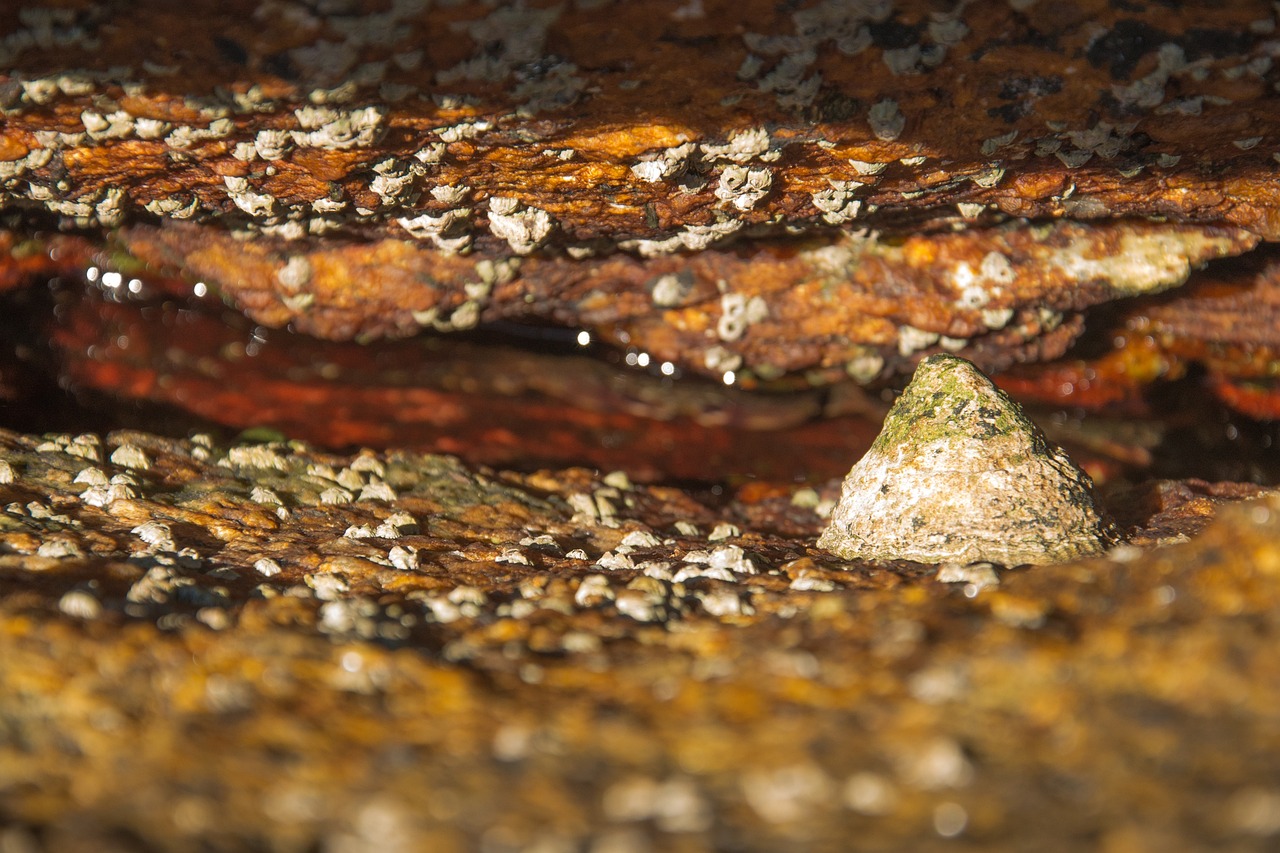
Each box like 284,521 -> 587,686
0,427 -> 1277,851
2,3 -> 1280,850
819,355 -> 1118,566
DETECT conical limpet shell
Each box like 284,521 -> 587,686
818,354 -> 1120,566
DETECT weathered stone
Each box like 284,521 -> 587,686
819,355 -> 1119,566
0,422 -> 1277,851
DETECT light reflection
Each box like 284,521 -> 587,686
722,370 -> 736,385
194,282 -> 208,298
636,352 -> 650,368
576,330 -> 590,346
660,361 -> 675,376
85,266 -> 99,282
127,278 -> 142,294
101,271 -> 122,289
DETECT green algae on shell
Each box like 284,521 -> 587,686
818,354 -> 1120,566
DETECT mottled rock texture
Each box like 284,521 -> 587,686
819,355 -> 1118,565
2,2 -> 1280,849
3,0 -> 1280,387
0,427 -> 1278,851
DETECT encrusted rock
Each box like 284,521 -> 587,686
819,355 -> 1118,566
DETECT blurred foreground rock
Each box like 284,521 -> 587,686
1,428 -> 1278,851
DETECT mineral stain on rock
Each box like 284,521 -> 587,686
819,355 -> 1120,566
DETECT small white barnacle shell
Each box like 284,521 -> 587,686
818,355 -> 1119,566
848,158 -> 889,176
250,486 -> 283,505
430,184 -> 470,205
702,127 -> 771,163
489,196 -> 521,216
714,165 -> 772,211
970,166 -> 1005,189
811,179 -> 864,224
109,444 -> 150,470
223,446 -> 288,471
631,142 -> 697,183
487,198 -> 554,254
131,521 -> 174,549
319,486 -> 354,505
74,467 -> 109,487
388,545 -> 419,571
254,128 -> 292,160
868,99 -> 905,142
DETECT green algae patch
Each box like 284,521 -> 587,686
819,355 -> 1120,567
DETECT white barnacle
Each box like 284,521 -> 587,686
0,460 -> 14,484
956,202 -> 986,220
883,45 -> 922,76
622,220 -> 743,258
898,324 -> 940,357
132,521 -> 174,550
254,558 -> 282,577
92,189 -> 127,227
717,293 -> 749,341
496,548 -> 533,566
704,345 -> 743,374
811,179 -> 864,224
319,486 -> 354,505
651,274 -> 686,307
277,256 -> 312,292
223,175 -> 276,218
291,105 -> 384,150
715,165 -> 772,211
979,251 -> 1015,285
388,545 -> 419,571
109,444 -> 150,470
488,196 -> 520,216
250,486 -> 282,505
431,184 -> 470,205
396,209 -> 473,254
707,544 -> 755,574
223,445 -> 288,471
970,166 -> 1005,189
487,198 -> 554,254
848,158 -> 888,176
254,129 -> 292,160
80,109 -> 109,133
73,467 -> 109,487
370,170 -> 414,203
144,196 -> 200,220
376,511 -> 419,538
358,480 -> 397,502
708,522 -> 741,542
702,127 -> 771,163
630,141 -> 695,182
981,307 -> 1015,329
845,352 -> 885,383
868,99 -> 905,142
